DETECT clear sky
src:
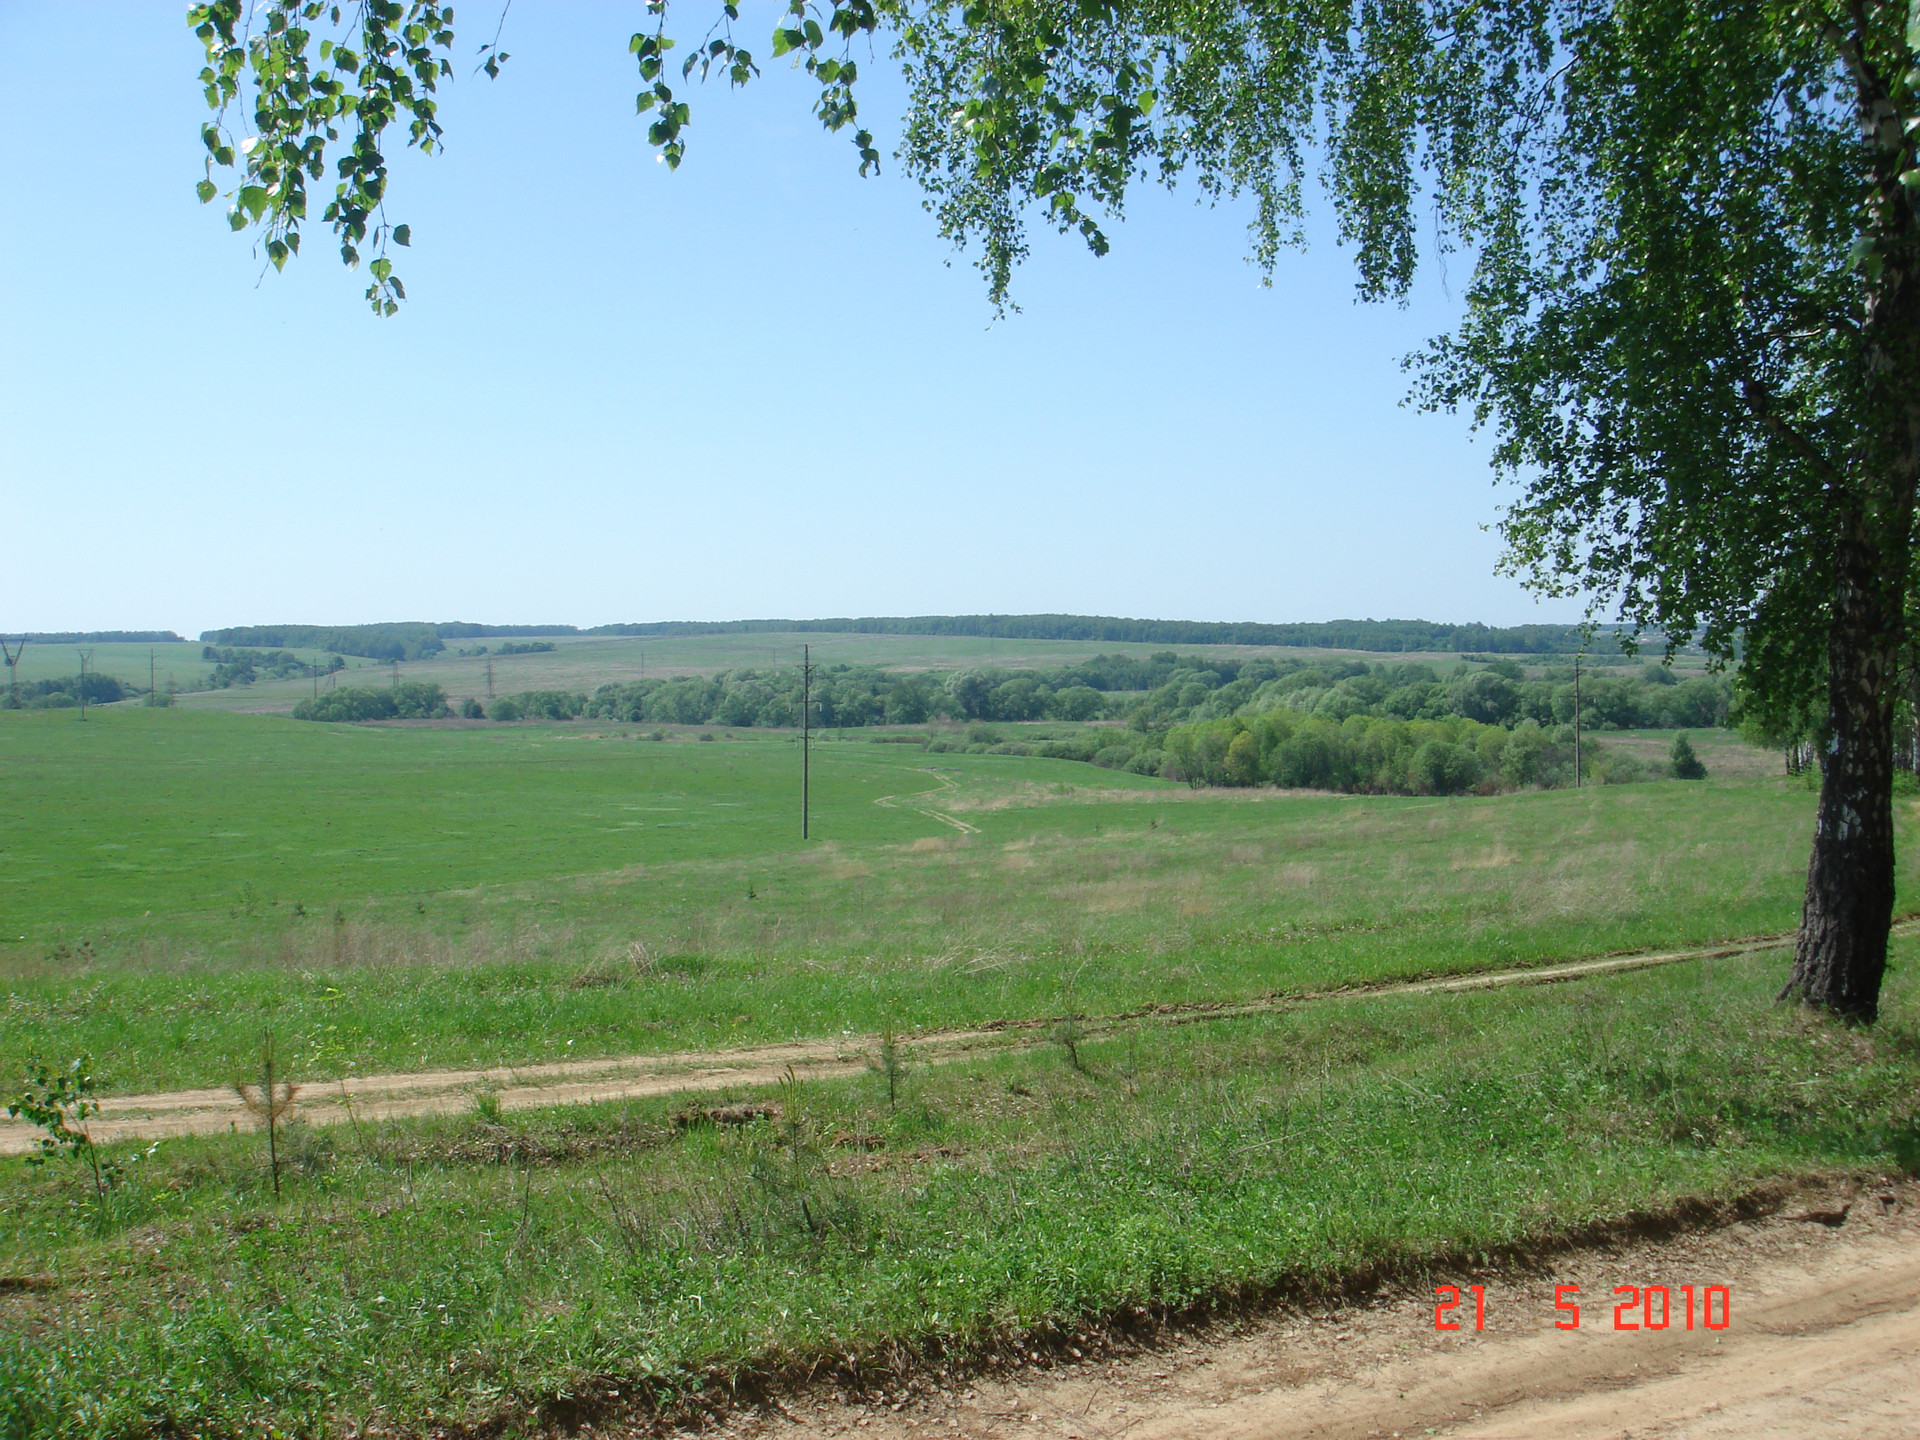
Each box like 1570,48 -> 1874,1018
0,5 -> 1584,638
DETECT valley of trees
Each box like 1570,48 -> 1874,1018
285,652 -> 1729,797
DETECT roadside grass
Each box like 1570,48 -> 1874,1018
0,709 -> 1874,1090
2,952 -> 1915,1439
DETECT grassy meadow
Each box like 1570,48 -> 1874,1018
0,706 -> 1859,1091
3,701 -> 1918,1438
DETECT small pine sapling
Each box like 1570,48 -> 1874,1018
870,1029 -> 908,1107
235,1031 -> 300,1198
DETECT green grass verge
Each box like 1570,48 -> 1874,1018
2,954 -> 1915,1438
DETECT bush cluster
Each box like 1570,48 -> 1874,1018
1,675 -> 127,710
936,712 -> 1682,794
290,683 -> 450,722
199,646 -> 343,689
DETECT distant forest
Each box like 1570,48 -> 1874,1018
204,614 -> 1644,659
7,631 -> 184,644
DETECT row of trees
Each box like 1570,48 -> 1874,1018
285,654 -> 1730,737
1153,714 -> 1655,795
290,683 -> 450,722
916,712 -> 1698,794
1145,660 -> 1733,734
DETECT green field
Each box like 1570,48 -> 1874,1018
5,641 -> 215,693
0,706 -> 1851,1090
2,704 -> 1916,1438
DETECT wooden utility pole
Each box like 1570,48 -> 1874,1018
1573,656 -> 1583,788
802,643 -> 815,839
1,637 -> 23,707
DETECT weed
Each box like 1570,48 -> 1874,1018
6,1055 -> 120,1202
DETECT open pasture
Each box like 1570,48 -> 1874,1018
0,704 -> 1878,1093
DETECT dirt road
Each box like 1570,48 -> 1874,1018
732,1180 -> 1920,1440
0,930 -> 1818,1156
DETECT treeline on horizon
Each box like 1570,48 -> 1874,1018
202,614 -> 1645,660
4,631 -> 184,644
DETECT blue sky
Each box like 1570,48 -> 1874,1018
0,5 -> 1583,637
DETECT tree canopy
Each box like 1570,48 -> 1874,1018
191,0 -> 1920,1019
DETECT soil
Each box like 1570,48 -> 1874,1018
0,929 -> 1833,1157
719,1178 -> 1920,1440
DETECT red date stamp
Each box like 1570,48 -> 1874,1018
1434,1283 -> 1730,1332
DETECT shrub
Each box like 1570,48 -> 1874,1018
1407,740 -> 1483,796
487,697 -> 523,722
293,687 -> 395,722
1499,721 -> 1572,789
1669,733 -> 1708,780
512,690 -> 586,721
391,682 -> 450,719
459,698 -> 484,720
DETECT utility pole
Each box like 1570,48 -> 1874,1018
77,649 -> 93,721
149,647 -> 156,699
802,643 -> 815,839
1573,655 -> 1583,788
390,659 -> 399,689
486,657 -> 495,698
1,637 -> 23,707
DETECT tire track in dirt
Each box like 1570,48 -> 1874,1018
5,920 -> 1882,1156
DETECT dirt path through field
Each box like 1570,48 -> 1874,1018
3,924 -> 1869,1156
873,768 -> 981,834
728,1180 -> 1920,1440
